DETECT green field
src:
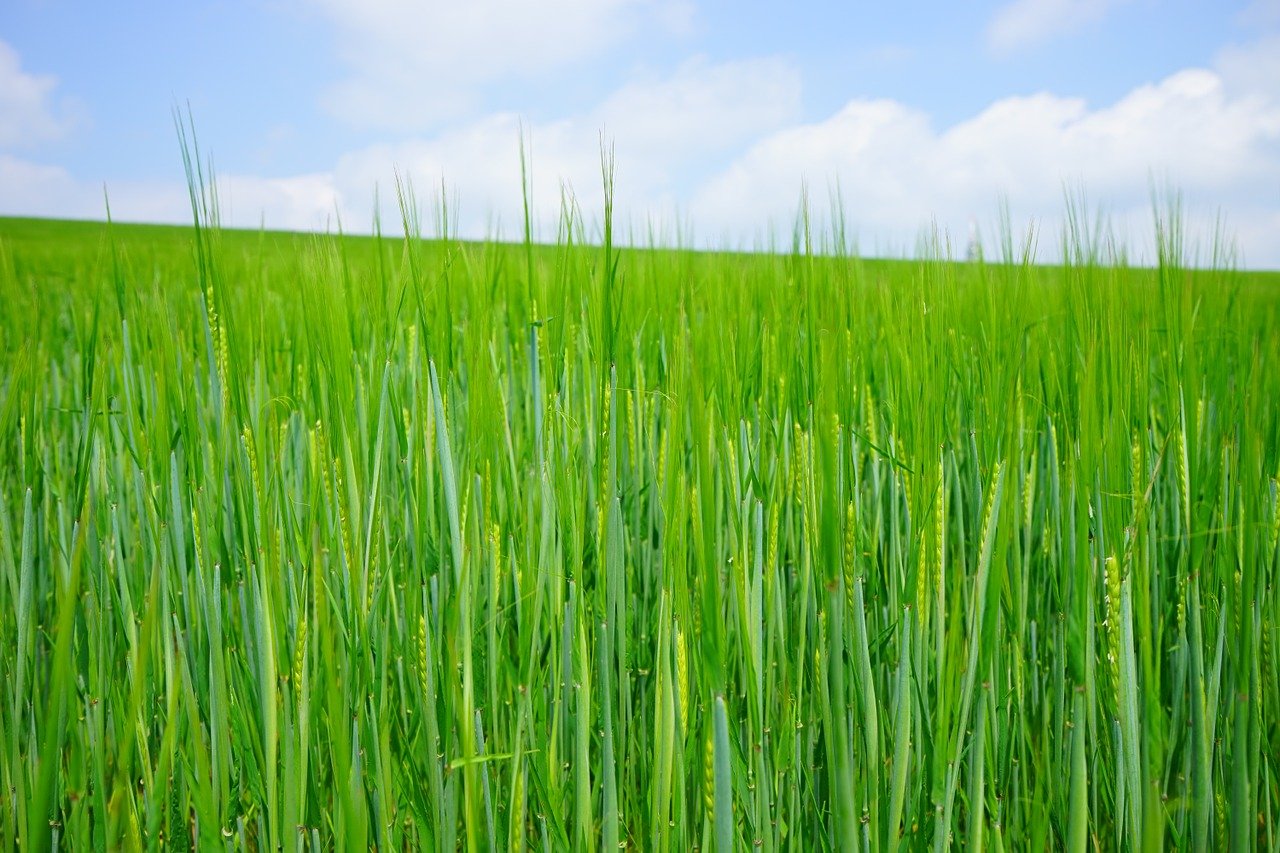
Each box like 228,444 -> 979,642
1,190 -> 1279,851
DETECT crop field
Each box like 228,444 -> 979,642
1,180 -> 1279,851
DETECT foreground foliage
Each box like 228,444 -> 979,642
1,196 -> 1278,851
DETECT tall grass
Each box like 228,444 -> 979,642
0,160 -> 1278,851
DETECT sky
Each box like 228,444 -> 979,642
1,0 -> 1278,266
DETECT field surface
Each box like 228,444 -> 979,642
1,207 -> 1279,851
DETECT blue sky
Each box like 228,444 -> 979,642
2,0 -> 1278,265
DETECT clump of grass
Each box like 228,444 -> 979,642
0,151 -> 1278,851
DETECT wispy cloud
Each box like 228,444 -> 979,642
1214,33 -> 1280,96
0,39 -> 84,149
1237,0 -> 1280,28
859,44 -> 916,66
0,151 -> 346,232
329,55 -> 801,237
985,0 -> 1131,54
308,0 -> 694,131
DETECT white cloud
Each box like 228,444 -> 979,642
1214,33 -> 1280,98
0,39 -> 82,149
0,154 -> 83,215
217,173 -> 346,231
689,56 -> 1280,266
310,0 -> 694,130
986,0 -> 1131,54
330,56 -> 801,239
0,154 -> 192,223
595,57 -> 800,156
333,114 -> 594,240
0,152 -> 347,232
